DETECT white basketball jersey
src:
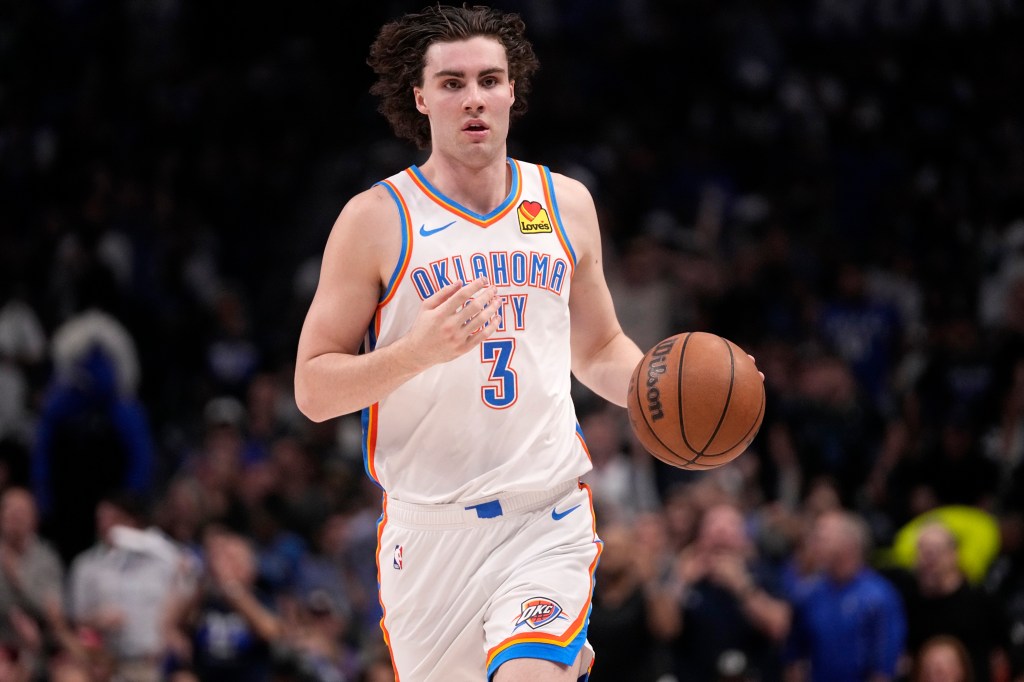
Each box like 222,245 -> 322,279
361,159 -> 592,504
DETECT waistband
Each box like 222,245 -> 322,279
384,479 -> 580,528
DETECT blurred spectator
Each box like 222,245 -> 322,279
182,400 -> 250,532
669,501 -> 791,682
247,492 -> 308,599
580,402 -> 660,521
606,232 -> 684,354
0,487 -> 68,670
295,513 -> 354,631
587,519 -> 678,681
67,490 -> 192,682
816,260 -> 904,412
204,289 -> 261,398
0,296 -> 47,372
279,588 -> 361,682
887,521 -> 1009,682
154,476 -> 210,552
885,415 -> 1000,523
170,527 -> 283,682
984,509 -> 1024,678
32,308 -> 155,565
780,353 -> 886,506
785,509 -> 906,682
0,606 -> 45,682
911,635 -> 975,682
910,307 -> 997,441
266,435 -> 332,542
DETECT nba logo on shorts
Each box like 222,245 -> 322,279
393,545 -> 403,570
512,597 -> 566,631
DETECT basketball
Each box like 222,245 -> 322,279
626,332 -> 765,470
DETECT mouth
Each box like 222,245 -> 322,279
463,120 -> 489,133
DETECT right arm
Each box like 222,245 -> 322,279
294,186 -> 500,422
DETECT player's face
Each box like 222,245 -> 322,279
415,36 -> 515,163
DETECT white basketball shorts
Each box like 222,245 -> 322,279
376,478 -> 602,681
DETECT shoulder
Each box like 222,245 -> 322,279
31,537 -> 64,568
547,170 -> 596,215
324,183 -> 404,260
858,569 -> 904,603
338,183 -> 400,225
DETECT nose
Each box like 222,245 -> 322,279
463,83 -> 485,111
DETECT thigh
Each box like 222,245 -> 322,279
379,519 -> 504,682
483,484 -> 600,680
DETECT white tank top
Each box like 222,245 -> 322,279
361,159 -> 592,504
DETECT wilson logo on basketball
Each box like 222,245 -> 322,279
518,200 -> 552,234
645,337 -> 676,421
512,597 -> 567,631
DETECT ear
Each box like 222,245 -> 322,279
414,88 -> 428,115
509,79 -> 516,103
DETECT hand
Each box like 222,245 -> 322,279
403,278 -> 502,367
675,547 -> 708,586
707,553 -> 754,596
93,605 -> 126,631
9,606 -> 42,652
0,546 -> 19,583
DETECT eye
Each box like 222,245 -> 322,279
442,79 -> 461,90
481,76 -> 499,88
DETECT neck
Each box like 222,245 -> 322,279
830,557 -> 861,584
419,150 -> 509,214
3,537 -> 29,555
921,570 -> 963,596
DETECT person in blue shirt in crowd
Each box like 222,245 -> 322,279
785,509 -> 906,682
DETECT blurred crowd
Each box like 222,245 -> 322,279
1,0 -> 1023,680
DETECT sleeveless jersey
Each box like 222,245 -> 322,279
361,158 -> 592,504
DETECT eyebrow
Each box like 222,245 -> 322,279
431,67 -> 507,79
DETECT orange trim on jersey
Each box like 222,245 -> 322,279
576,429 -> 591,463
378,179 -> 414,307
538,165 -> 577,274
484,484 -> 603,668
364,403 -> 380,482
375,498 -> 401,681
404,160 -> 523,228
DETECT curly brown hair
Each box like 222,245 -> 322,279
367,4 -> 540,150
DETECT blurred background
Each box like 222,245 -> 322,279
1,1 -> 1023,681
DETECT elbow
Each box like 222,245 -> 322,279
293,371 -> 329,423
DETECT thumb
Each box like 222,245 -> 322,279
422,280 -> 463,310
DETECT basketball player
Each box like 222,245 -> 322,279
295,6 -> 646,681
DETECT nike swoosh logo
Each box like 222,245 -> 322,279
419,221 -> 456,237
551,504 -> 581,521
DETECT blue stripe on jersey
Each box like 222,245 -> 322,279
542,165 -> 577,267
360,407 -> 381,486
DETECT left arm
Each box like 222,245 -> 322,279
556,173 -> 644,407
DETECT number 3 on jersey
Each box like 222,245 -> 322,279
481,338 -> 518,409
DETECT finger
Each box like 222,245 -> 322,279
461,288 -> 501,327
450,278 -> 492,315
467,303 -> 503,339
423,280 -> 465,310
747,354 -> 765,382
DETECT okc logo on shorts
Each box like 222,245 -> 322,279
512,597 -> 567,631
393,545 -> 403,570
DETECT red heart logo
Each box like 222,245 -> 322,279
520,201 -> 542,221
